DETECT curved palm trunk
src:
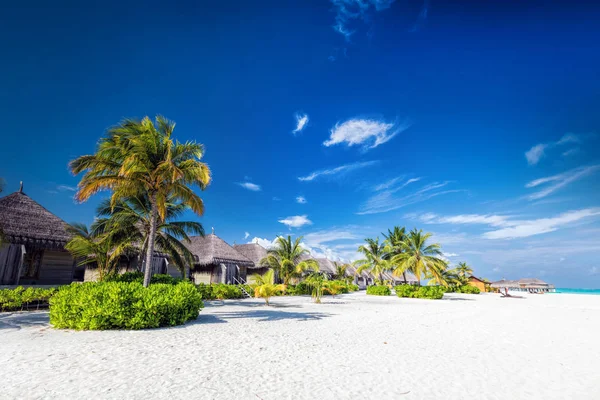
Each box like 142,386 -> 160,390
143,195 -> 158,287
402,272 -> 407,284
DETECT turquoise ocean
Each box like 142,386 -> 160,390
554,288 -> 600,295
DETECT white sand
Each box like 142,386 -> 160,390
1,292 -> 599,400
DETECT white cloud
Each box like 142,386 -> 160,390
301,228 -> 363,261
292,113 -> 309,134
324,118 -> 409,150
296,196 -> 307,204
562,148 -> 580,157
244,232 -> 250,240
483,208 -> 600,239
358,181 -> 463,215
298,160 -> 379,182
250,237 -> 278,249
419,213 -> 512,228
237,182 -> 261,191
374,176 -> 420,191
303,229 -> 359,245
272,197 -> 281,201
331,0 -> 396,40
57,185 -> 77,192
278,215 -> 313,229
525,165 -> 600,200
525,133 -> 584,165
443,252 -> 459,257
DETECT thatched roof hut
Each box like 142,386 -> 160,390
315,258 -> 337,276
0,190 -> 71,248
186,234 -> 254,267
233,243 -> 269,269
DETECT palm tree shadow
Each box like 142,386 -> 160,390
0,311 -> 50,330
205,300 -> 300,309
212,309 -> 331,322
442,297 -> 475,301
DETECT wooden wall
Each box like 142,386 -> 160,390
0,244 -> 25,285
191,265 -> 213,284
37,250 -> 74,284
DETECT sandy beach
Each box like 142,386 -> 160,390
1,292 -> 599,400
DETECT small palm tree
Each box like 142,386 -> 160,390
252,270 -> 286,305
93,195 -> 203,277
70,116 -> 211,287
354,238 -> 391,285
260,236 -> 319,285
333,262 -> 352,284
65,223 -> 129,280
305,272 -> 332,304
454,262 -> 473,285
391,229 -> 447,286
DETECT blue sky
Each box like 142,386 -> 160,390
1,0 -> 599,287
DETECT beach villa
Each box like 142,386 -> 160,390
0,186 -> 76,286
467,276 -> 487,292
232,243 -> 270,283
491,278 -> 556,293
186,233 -> 255,284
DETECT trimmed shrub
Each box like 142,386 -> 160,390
395,284 -> 444,299
195,283 -> 245,300
0,286 -> 58,312
347,283 -> 359,292
287,282 -> 312,296
367,285 -> 391,296
150,274 -> 183,285
444,285 -> 481,294
49,281 -> 203,330
104,271 -> 144,283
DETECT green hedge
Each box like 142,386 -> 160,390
104,272 -> 183,285
0,286 -> 58,312
445,285 -> 481,294
394,284 -> 445,299
196,283 -> 246,300
49,282 -> 203,330
366,285 -> 391,296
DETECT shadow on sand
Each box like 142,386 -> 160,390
442,297 -> 475,301
205,300 -> 300,309
0,311 -> 50,330
211,309 -> 331,322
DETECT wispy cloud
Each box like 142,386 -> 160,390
244,232 -> 250,240
410,0 -> 430,32
358,181 -> 463,215
272,197 -> 281,201
296,195 -> 307,204
525,165 -> 600,200
302,227 -> 363,261
323,118 -> 409,150
525,133 -> 585,165
298,160 -> 379,182
330,0 -> 396,40
237,182 -> 261,191
292,113 -> 309,134
374,176 -> 420,191
57,185 -> 77,192
411,208 -> 600,240
278,215 -> 313,229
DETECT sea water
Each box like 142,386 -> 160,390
553,288 -> 600,295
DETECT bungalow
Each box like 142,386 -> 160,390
467,276 -> 487,292
186,233 -> 254,284
490,278 -> 556,293
232,243 -> 270,283
0,185 -> 75,285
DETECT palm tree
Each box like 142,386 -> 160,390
333,261 -> 352,283
65,223 -> 130,281
390,229 -> 447,286
92,195 -> 203,277
252,269 -> 286,305
260,236 -> 319,285
428,268 -> 459,287
454,261 -> 473,285
383,226 -> 408,283
354,238 -> 391,285
70,116 -> 211,287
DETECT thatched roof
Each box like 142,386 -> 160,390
491,278 -> 553,288
315,258 -> 336,275
490,279 -> 520,288
185,234 -> 254,267
0,191 -> 71,247
233,243 -> 268,269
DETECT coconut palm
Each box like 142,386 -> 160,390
252,269 -> 286,305
333,261 -> 352,284
454,261 -> 473,284
427,268 -> 459,287
260,236 -> 319,285
92,195 -> 203,277
390,229 -> 447,286
354,238 -> 391,285
70,116 -> 211,287
65,223 -> 130,280
383,226 -> 409,283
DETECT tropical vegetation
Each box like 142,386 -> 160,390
354,238 -> 391,284
69,115 -> 211,287
395,284 -> 445,299
366,285 -> 391,296
390,229 -> 448,286
251,269 -> 286,305
0,286 -> 58,312
260,236 -> 319,285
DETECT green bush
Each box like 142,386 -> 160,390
347,283 -> 359,292
104,271 -> 144,283
49,281 -> 203,330
395,284 -> 444,299
444,285 -> 481,294
287,282 -> 312,296
150,274 -> 183,285
0,286 -> 58,312
366,285 -> 391,296
195,283 -> 245,300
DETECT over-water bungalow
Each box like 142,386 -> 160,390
186,233 -> 254,284
0,186 -> 76,285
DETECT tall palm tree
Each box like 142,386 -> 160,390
260,236 -> 319,285
454,261 -> 473,285
390,229 -> 447,286
70,116 -> 211,287
65,223 -> 130,281
92,195 -> 204,277
383,226 -> 408,283
354,238 -> 391,285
